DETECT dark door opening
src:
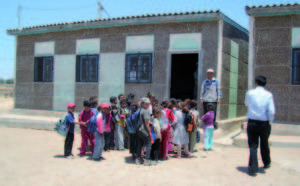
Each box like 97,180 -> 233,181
170,54 -> 198,101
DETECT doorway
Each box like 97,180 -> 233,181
170,53 -> 198,100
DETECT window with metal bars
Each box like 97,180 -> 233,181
76,55 -> 99,82
292,49 -> 300,85
34,57 -> 54,82
125,53 -> 152,83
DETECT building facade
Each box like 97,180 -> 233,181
7,10 -> 248,124
247,4 -> 300,123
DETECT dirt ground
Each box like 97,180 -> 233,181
0,127 -> 299,186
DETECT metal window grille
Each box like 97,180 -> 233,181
76,55 -> 99,82
34,56 -> 53,82
292,49 -> 300,85
125,53 -> 152,83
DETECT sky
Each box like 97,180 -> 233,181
1,0 -> 299,79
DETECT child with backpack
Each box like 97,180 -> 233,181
172,102 -> 191,158
127,102 -> 139,159
201,103 -> 215,151
150,106 -> 162,164
93,103 -> 110,161
79,100 -> 95,157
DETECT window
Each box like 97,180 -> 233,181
125,53 -> 152,83
34,57 -> 54,82
292,49 -> 300,85
76,55 -> 99,82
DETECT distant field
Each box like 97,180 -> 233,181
0,85 -> 14,97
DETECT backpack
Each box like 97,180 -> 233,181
184,112 -> 197,132
87,112 -> 98,133
127,109 -> 143,134
55,114 -> 68,137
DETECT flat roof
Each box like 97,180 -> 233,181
246,3 -> 300,16
7,10 -> 248,36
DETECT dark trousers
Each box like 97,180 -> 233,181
104,132 -> 112,151
64,132 -> 74,156
129,133 -> 138,154
137,132 -> 152,160
110,129 -> 115,148
203,102 -> 217,124
150,139 -> 161,161
247,119 -> 271,173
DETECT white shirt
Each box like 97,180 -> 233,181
245,86 -> 275,122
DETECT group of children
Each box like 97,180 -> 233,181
63,93 -> 216,166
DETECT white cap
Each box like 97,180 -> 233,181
207,68 -> 214,73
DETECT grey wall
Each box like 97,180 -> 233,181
254,15 -> 300,122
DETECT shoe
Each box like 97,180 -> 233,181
65,155 -> 74,159
136,158 -> 144,165
264,164 -> 271,169
203,148 -> 208,151
93,158 -> 101,161
177,156 -> 182,159
100,156 -> 105,160
119,148 -> 126,151
144,159 -> 155,166
156,160 -> 161,164
248,171 -> 257,176
79,154 -> 86,157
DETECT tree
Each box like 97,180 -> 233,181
0,78 -> 4,84
5,78 -> 14,84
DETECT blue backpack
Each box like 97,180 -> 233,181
55,114 -> 68,137
87,112 -> 98,133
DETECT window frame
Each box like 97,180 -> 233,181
292,48 -> 300,85
34,56 -> 54,82
125,53 -> 153,83
76,54 -> 99,83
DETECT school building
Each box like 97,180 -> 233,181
247,3 -> 300,123
7,10 -> 248,126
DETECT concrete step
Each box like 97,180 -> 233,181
242,122 -> 300,136
233,133 -> 300,148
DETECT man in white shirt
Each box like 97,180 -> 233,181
245,76 -> 275,176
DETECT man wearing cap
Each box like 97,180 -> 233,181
200,68 -> 221,127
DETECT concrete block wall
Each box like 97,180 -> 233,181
219,22 -> 249,120
254,15 -> 300,122
15,21 -> 219,111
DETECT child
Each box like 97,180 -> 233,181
188,100 -> 200,153
93,103 -> 109,161
64,103 -> 85,159
103,103 -> 113,151
201,103 -> 215,151
172,102 -> 191,158
150,106 -> 162,164
127,102 -> 139,159
79,100 -> 95,157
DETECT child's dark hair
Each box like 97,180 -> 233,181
120,99 -> 127,105
89,96 -> 98,107
83,100 -> 91,107
118,94 -> 124,100
181,102 -> 189,114
161,100 -> 168,108
130,102 -> 139,113
110,96 -> 117,104
126,98 -> 133,107
154,99 -> 159,105
207,103 -> 215,111
127,93 -> 135,100
153,106 -> 162,117
189,100 -> 197,109
97,105 -> 101,112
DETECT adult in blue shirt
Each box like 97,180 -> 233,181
245,76 -> 275,176
200,69 -> 221,127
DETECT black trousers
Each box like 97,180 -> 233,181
104,132 -> 112,151
203,102 -> 217,124
150,139 -> 161,161
129,133 -> 138,154
247,119 -> 271,173
64,132 -> 74,156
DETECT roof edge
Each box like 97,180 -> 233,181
246,3 -> 300,16
7,10 -> 221,36
219,13 -> 249,34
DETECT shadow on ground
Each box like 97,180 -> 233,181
236,166 -> 266,176
124,156 -> 136,164
53,155 -> 65,158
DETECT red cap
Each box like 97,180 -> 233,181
67,102 -> 76,108
100,102 -> 110,108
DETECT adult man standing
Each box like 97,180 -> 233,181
245,76 -> 275,176
200,69 -> 221,127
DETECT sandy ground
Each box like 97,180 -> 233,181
0,127 -> 299,186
